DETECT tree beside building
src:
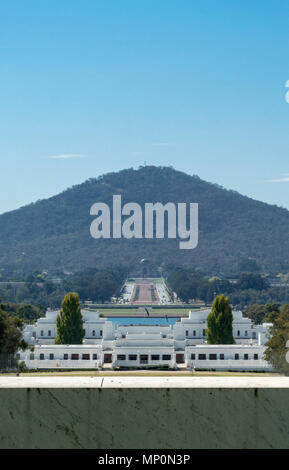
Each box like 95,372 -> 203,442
55,292 -> 84,344
0,301 -> 28,371
264,304 -> 289,375
206,294 -> 235,344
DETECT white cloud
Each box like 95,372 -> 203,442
269,175 -> 289,183
49,154 -> 85,159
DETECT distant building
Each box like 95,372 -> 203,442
140,258 -> 150,278
18,309 -> 273,371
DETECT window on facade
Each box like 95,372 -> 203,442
252,332 -> 257,339
100,330 -> 103,337
140,355 -> 148,364
151,354 -> 160,360
198,354 -> 206,360
162,355 -> 171,361
191,354 -> 195,360
117,355 -> 126,360
254,354 -> 258,360
235,354 -> 239,360
39,354 -> 44,360
49,353 -> 54,360
237,330 -> 240,336
30,353 -> 34,360
186,330 -> 188,337
245,331 -> 248,336
129,355 -> 137,361
48,330 -> 51,337
82,354 -> 90,360
71,354 -> 79,360
92,330 -> 95,336
93,354 -> 97,360
203,330 -> 206,336
193,330 -> 196,336
83,329 -> 86,336
220,354 -> 224,360
209,354 -> 217,360
41,330 -> 43,336
63,354 -> 68,360
244,354 -> 249,360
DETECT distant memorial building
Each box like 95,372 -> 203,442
140,258 -> 150,278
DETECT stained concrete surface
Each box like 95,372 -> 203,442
0,377 -> 289,449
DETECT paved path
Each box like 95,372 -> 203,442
130,282 -> 160,304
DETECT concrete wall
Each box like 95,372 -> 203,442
0,377 -> 289,449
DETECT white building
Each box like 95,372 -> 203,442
18,309 -> 273,371
22,309 -> 114,345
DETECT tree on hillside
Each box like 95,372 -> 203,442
236,273 -> 270,291
238,257 -> 261,273
15,304 -> 45,322
206,295 -> 235,344
264,304 -> 289,375
243,303 -> 281,325
55,292 -> 84,344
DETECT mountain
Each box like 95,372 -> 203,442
0,165 -> 289,278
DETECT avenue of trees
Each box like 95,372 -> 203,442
1,262 -> 289,311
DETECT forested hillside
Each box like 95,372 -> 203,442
0,165 -> 289,277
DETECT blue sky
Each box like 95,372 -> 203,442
0,0 -> 289,213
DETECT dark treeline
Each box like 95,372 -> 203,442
0,267 -> 128,309
167,268 -> 289,309
2,264 -> 289,318
71,267 -> 127,303
243,303 -> 281,325
2,302 -> 46,323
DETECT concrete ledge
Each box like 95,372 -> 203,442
0,377 -> 289,449
0,376 -> 288,388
